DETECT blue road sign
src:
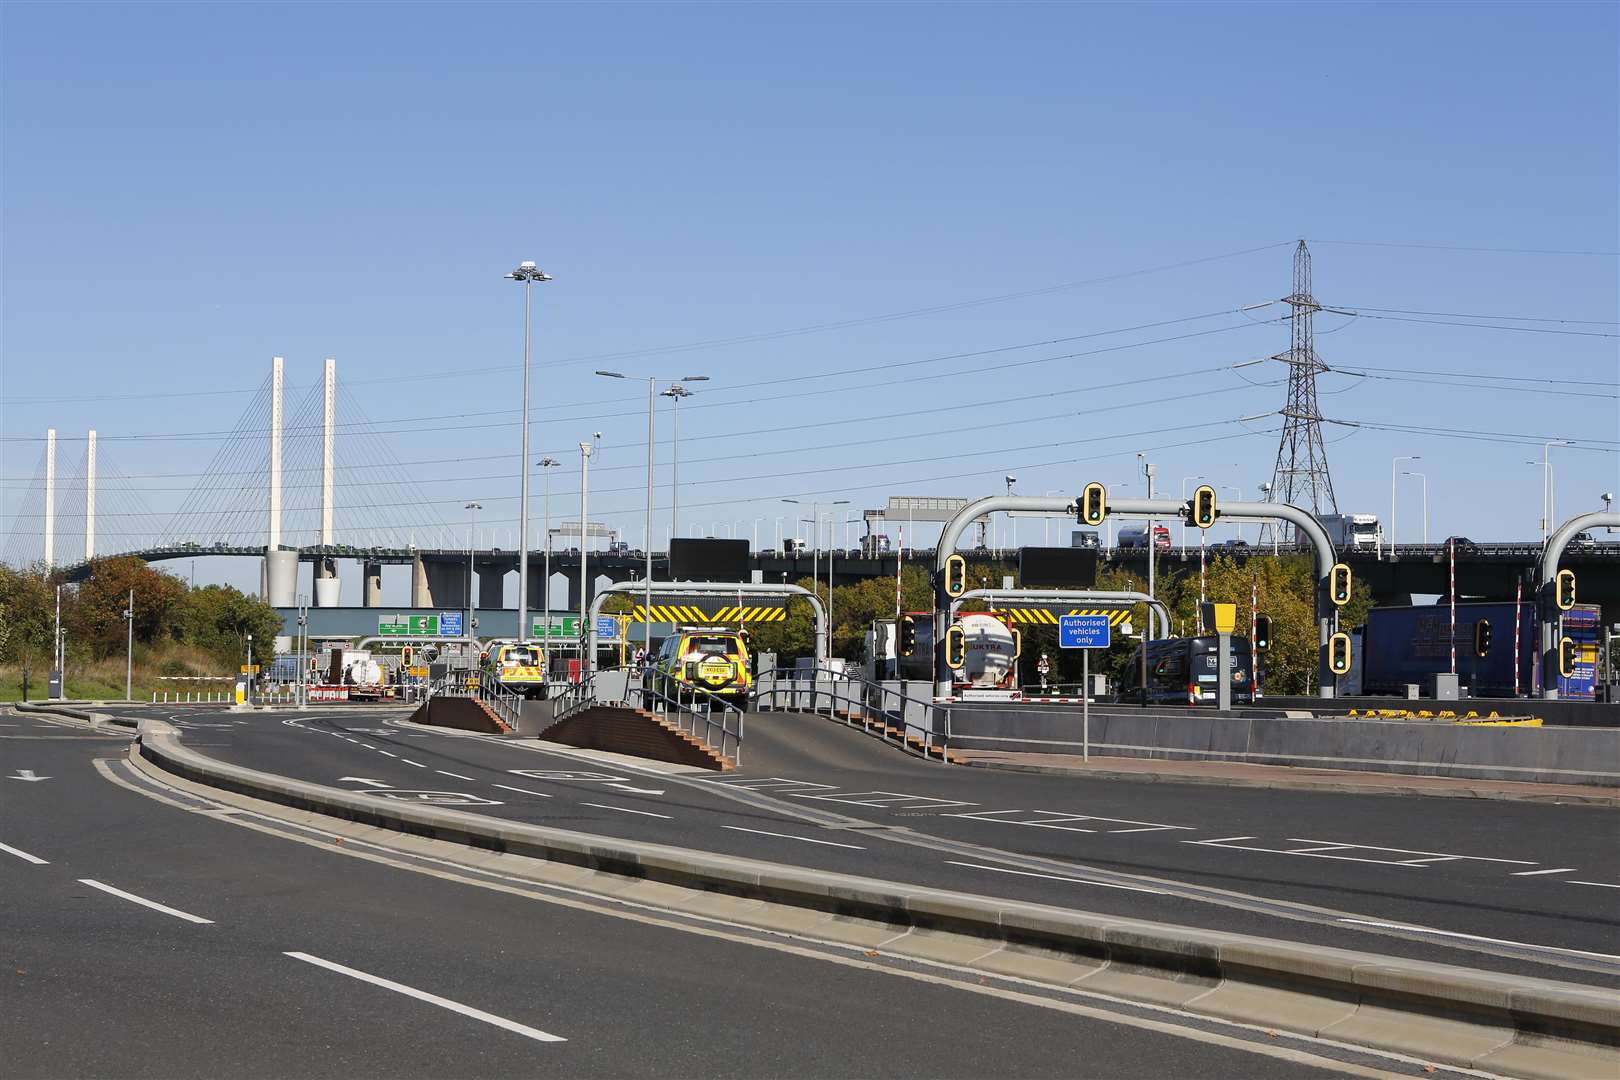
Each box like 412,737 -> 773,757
438,611 -> 463,637
596,616 -> 621,642
1059,614 -> 1112,649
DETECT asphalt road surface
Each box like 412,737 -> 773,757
2,707 -> 1459,1079
68,702 -> 1620,989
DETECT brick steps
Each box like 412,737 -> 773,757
540,704 -> 733,771
825,707 -> 966,764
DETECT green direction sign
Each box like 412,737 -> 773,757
379,615 -> 439,636
531,616 -> 580,639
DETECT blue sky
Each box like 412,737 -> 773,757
3,2 -> 1615,598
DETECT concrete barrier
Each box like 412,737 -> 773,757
134,721 -> 1618,1078
944,706 -> 1620,786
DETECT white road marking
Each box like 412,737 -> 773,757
580,802 -> 671,819
605,782 -> 665,795
1569,880 -> 1620,889
1335,919 -> 1620,962
790,789 -> 976,810
9,769 -> 52,782
436,770 -> 477,781
944,861 -> 1164,895
1287,838 -> 1537,866
0,840 -> 48,864
1511,867 -> 1578,876
401,759 -> 427,768
491,784 -> 553,798
1192,836 -> 1254,845
720,826 -> 865,850
77,879 -> 214,924
377,751 -> 397,758
338,777 -> 389,787
945,809 -> 1192,835
284,952 -> 565,1043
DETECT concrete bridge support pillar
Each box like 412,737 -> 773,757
363,562 -> 384,607
423,560 -> 469,609
265,549 -> 298,607
478,566 -> 506,609
565,573 -> 598,615
526,559 -> 551,611
314,557 -> 340,607
411,555 -> 433,607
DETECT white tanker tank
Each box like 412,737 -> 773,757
953,611 -> 1021,700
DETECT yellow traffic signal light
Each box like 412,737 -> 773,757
944,624 -> 966,670
1192,484 -> 1217,529
1558,636 -> 1577,679
1329,563 -> 1352,607
1472,620 -> 1491,658
1079,482 -> 1107,527
1328,632 -> 1352,675
943,553 -> 968,599
896,615 -> 917,657
1253,614 -> 1272,652
1555,569 -> 1576,611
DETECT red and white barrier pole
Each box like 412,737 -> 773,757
1448,538 -> 1457,675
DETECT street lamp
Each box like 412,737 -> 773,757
1539,440 -> 1572,544
506,260 -> 553,645
659,382 -> 706,540
245,633 -> 253,706
1390,456 -> 1420,553
598,371 -> 707,661
578,441 -> 593,674
123,589 -> 134,701
784,497 -> 848,662
464,502 -> 481,642
1259,482 -> 1278,555
537,458 -> 560,661
1402,472 -> 1428,545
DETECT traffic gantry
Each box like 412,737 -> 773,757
1329,563 -> 1353,606
1555,569 -> 1577,610
1078,482 -> 1107,526
942,553 -> 968,599
1191,485 -> 1217,529
1473,619 -> 1492,658
1328,632 -> 1352,675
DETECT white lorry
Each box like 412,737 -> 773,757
1317,513 -> 1382,552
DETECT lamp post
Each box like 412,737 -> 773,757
1222,486 -> 1244,542
598,371 -> 707,661
578,441 -> 592,675
245,633 -> 253,706
1402,472 -> 1428,544
1390,455 -> 1420,552
123,588 -> 134,701
537,458 -> 560,662
1538,440 -> 1572,544
784,498 -> 848,661
660,382 -> 699,540
464,502 -> 481,643
1259,482 -> 1278,554
505,260 -> 552,646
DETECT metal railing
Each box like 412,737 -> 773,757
754,666 -> 951,762
552,669 -> 744,766
427,667 -> 523,730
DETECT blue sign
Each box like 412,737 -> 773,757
1059,614 -> 1112,649
438,611 -> 464,637
596,616 -> 621,642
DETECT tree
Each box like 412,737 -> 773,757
65,557 -> 187,660
0,563 -> 55,670
175,585 -> 282,666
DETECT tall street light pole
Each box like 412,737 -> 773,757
578,441 -> 592,675
464,502 -> 481,643
1402,471 -> 1428,544
597,371 -> 708,661
660,383 -> 699,542
123,588 -> 134,701
537,458 -> 559,668
506,261 -> 552,646
1390,455 -> 1420,552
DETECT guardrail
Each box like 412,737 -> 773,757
426,667 -> 523,730
553,669 -> 744,766
755,667 -> 950,762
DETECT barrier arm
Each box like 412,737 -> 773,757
586,580 -> 827,679
1535,510 -> 1620,700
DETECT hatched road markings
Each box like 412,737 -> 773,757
788,790 -> 978,810
944,809 -> 1192,835
284,952 -> 566,1043
1184,836 -> 1539,868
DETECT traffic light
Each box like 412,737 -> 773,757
1253,614 -> 1272,652
1329,563 -> 1352,607
1009,627 -> 1022,661
896,616 -> 917,657
1555,569 -> 1576,611
942,553 -> 968,599
1558,636 -> 1577,679
1472,620 -> 1491,658
1079,482 -> 1107,526
1328,632 -> 1352,675
401,646 -> 413,667
944,624 -> 966,670
1191,484 -> 1217,529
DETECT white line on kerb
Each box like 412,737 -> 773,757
1511,867 -> 1579,877
0,840 -> 48,865
580,802 -> 671,819
401,759 -> 427,768
77,879 -> 214,924
721,826 -> 865,850
437,771 -> 476,782
284,952 -> 565,1042
944,861 -> 1164,894
491,784 -> 553,798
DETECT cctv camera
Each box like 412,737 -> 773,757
593,432 -> 603,439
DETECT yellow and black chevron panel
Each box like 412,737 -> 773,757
996,607 -> 1132,627
630,603 -> 787,624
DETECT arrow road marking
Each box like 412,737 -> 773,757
9,769 -> 51,782
338,777 -> 390,787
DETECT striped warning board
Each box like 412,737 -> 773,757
631,603 -> 787,624
996,607 -> 1132,627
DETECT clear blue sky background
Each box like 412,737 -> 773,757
3,2 -> 1615,600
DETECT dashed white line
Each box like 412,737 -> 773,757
377,751 -> 398,758
943,861 -> 1164,894
1569,880 -> 1620,889
77,879 -> 214,924
580,802 -> 671,819
491,784 -> 553,798
401,759 -> 427,768
284,952 -> 565,1042
720,826 -> 865,850
1511,867 -> 1579,877
437,771 -> 477,782
0,840 -> 48,865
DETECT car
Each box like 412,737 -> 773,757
481,641 -> 547,699
1442,536 -> 1480,555
1218,539 -> 1251,552
1072,531 -> 1100,550
1569,531 -> 1597,549
644,627 -> 753,710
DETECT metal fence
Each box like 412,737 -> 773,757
754,666 -> 951,762
426,667 -> 523,730
554,669 -> 745,766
